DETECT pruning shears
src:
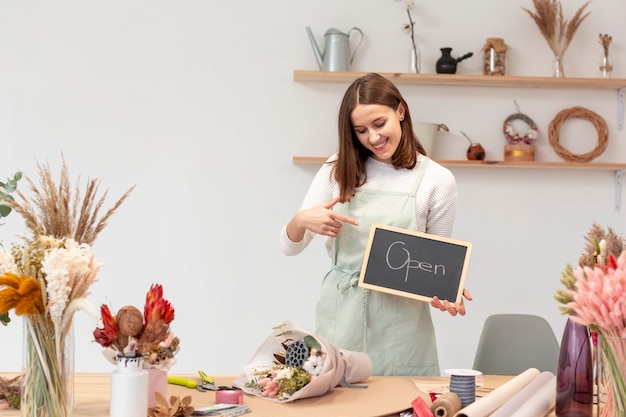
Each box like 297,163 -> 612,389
168,370 -> 217,391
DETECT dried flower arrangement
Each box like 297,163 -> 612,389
245,323 -> 326,399
235,321 -> 372,403
555,223 -> 626,416
598,33 -> 613,76
522,0 -> 591,77
394,0 -> 419,73
0,156 -> 135,414
93,283 -> 180,370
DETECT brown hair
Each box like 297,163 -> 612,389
333,73 -> 424,202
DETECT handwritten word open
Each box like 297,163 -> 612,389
386,241 -> 446,282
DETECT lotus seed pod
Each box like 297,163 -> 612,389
285,340 -> 309,368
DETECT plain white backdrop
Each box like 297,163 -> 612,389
0,0 -> 625,376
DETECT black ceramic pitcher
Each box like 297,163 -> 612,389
436,47 -> 473,74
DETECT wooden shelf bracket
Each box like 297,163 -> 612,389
618,88 -> 626,131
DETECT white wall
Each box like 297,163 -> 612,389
0,0 -> 624,376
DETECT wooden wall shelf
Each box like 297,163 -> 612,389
293,70 -> 626,90
292,157 -> 626,210
292,156 -> 626,171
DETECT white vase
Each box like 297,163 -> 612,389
110,356 -> 149,417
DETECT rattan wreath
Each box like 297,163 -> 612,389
548,106 -> 608,163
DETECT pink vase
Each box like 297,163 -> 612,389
147,368 -> 168,407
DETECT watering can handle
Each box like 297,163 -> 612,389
347,27 -> 364,65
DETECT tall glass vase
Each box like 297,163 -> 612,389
598,334 -> 626,417
599,53 -> 613,79
409,40 -> 420,74
553,55 -> 565,78
21,314 -> 74,417
556,317 -> 593,417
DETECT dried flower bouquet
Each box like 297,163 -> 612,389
522,0 -> 591,77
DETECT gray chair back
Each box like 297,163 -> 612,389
472,314 -> 560,375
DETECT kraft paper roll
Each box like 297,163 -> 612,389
215,389 -> 244,404
431,392 -> 463,417
488,371 -> 555,417
508,375 -> 555,417
453,368 -> 541,417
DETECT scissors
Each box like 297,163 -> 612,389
168,370 -> 217,391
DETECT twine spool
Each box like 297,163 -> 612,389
430,392 -> 463,417
548,106 -> 608,162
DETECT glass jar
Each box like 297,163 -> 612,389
599,53 -> 613,79
482,38 -> 508,76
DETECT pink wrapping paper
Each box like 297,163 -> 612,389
147,368 -> 168,407
233,321 -> 372,402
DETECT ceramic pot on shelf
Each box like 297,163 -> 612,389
436,47 -> 474,74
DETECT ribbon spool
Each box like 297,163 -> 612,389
215,389 -> 244,404
445,369 -> 482,409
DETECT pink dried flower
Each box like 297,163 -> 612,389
567,251 -> 626,336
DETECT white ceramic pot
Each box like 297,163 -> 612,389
413,122 -> 448,158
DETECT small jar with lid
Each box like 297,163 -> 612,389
482,38 -> 508,75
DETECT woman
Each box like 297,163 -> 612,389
280,73 -> 471,376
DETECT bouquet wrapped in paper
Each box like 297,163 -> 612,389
233,321 -> 372,402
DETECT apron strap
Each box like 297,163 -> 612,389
411,156 -> 430,195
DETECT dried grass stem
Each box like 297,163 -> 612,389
522,0 -> 590,60
9,155 -> 135,245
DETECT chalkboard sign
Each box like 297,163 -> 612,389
358,224 -> 472,304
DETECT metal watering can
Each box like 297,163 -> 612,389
306,26 -> 364,71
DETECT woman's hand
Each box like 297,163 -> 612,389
286,197 -> 359,242
430,289 -> 472,317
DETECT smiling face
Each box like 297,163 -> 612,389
350,103 -> 405,163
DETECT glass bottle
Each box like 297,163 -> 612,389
409,40 -> 420,73
553,56 -> 566,78
599,53 -> 613,79
556,317 -> 593,417
482,38 -> 508,76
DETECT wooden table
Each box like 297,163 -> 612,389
1,373 -> 558,417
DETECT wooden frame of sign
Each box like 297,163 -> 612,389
358,224 -> 472,304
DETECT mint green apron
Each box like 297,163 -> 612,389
315,157 -> 439,376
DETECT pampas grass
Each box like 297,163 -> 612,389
522,0 -> 590,75
10,155 -> 135,245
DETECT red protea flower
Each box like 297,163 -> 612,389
93,304 -> 119,348
144,284 -> 175,325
